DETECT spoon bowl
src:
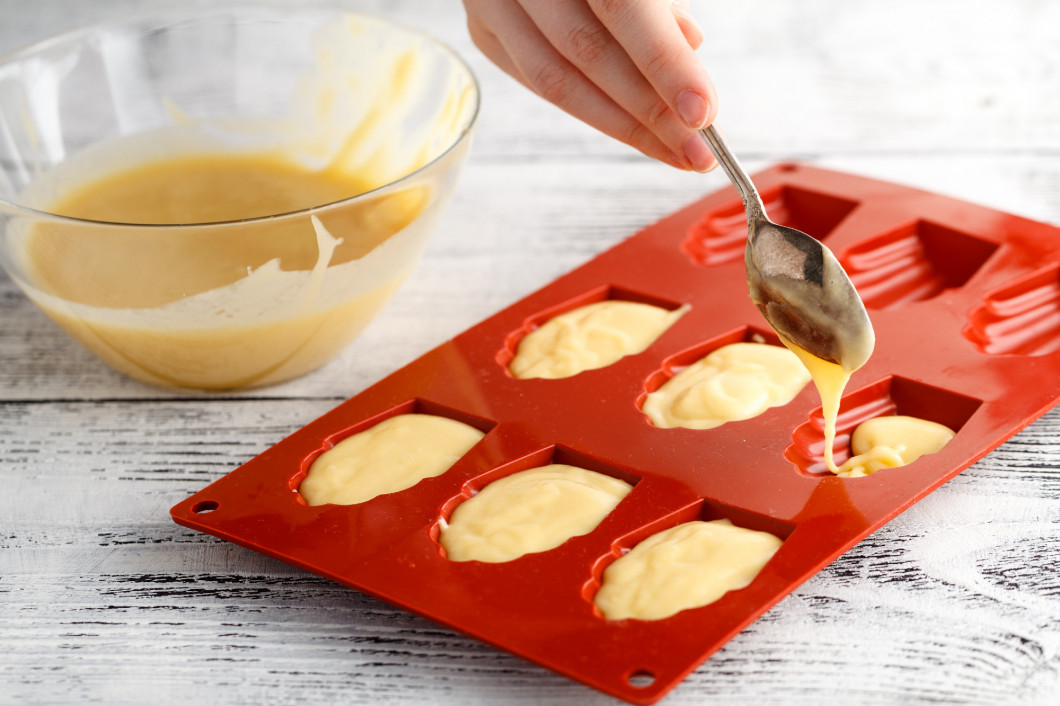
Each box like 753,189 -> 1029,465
698,126 -> 874,370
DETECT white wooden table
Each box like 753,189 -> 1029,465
2,1 -> 1059,704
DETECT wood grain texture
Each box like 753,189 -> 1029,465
2,1 -> 1059,704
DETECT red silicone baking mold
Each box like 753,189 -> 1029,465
171,164 -> 1060,704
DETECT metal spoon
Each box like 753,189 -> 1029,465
697,125 -> 874,371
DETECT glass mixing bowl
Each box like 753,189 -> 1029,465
0,5 -> 479,390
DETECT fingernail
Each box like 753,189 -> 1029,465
677,90 -> 708,130
683,132 -> 716,172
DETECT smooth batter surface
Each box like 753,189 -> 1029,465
834,415 -> 955,478
35,153 -> 415,307
49,153 -> 368,225
299,414 -> 484,506
642,342 -> 811,429
510,301 -> 686,380
439,464 -> 633,563
593,519 -> 783,621
19,151 -> 426,390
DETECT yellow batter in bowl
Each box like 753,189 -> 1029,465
0,8 -> 479,390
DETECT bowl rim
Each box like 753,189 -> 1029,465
0,2 -> 481,230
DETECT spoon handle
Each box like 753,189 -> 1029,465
698,125 -> 767,222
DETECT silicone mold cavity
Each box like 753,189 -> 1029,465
639,324 -> 780,407
787,376 -> 982,476
964,263 -> 1060,356
582,499 -> 794,618
682,186 -> 859,266
288,398 -> 496,500
843,219 -> 999,310
496,284 -> 687,374
433,444 -> 641,560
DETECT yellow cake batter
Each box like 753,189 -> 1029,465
781,341 -> 953,478
781,338 -> 853,473
18,152 -> 426,390
438,464 -> 633,562
641,342 -> 811,429
593,519 -> 783,621
510,301 -> 687,380
298,413 -> 484,506
833,415 -> 955,478
7,17 -> 478,390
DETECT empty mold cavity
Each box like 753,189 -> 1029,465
289,399 -> 495,506
964,264 -> 1060,356
682,186 -> 858,266
787,375 -> 982,476
497,284 -> 687,379
842,220 -> 999,310
582,499 -> 793,621
428,445 -> 635,559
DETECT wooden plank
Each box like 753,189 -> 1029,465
1,399 -> 1058,703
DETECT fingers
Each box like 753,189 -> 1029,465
670,0 -> 704,50
462,0 -> 718,171
589,0 -> 718,126
585,0 -> 720,171
466,0 -> 688,169
516,0 -> 712,170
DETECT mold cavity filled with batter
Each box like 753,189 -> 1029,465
508,298 -> 687,380
593,519 -> 783,621
787,376 -> 978,477
642,341 -> 810,429
298,413 -> 484,506
438,464 -> 633,562
832,415 -> 955,477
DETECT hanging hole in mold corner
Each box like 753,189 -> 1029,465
627,670 -> 656,688
842,219 -> 999,310
682,186 -> 859,266
192,500 -> 219,514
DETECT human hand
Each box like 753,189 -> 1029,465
463,0 -> 718,171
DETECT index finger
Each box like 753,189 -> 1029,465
587,0 -> 718,129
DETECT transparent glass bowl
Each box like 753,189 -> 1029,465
0,5 -> 479,390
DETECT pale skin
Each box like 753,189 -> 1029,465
462,0 -> 719,172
